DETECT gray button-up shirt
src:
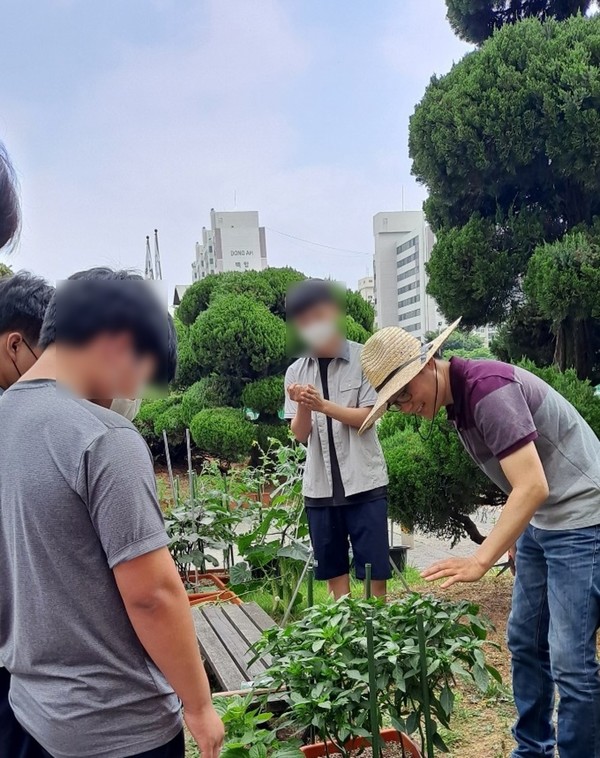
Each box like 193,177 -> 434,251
284,340 -> 388,499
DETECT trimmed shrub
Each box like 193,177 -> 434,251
344,314 -> 371,344
252,422 -> 291,452
190,408 -> 255,462
153,403 -> 186,447
181,378 -> 228,425
241,376 -> 284,418
135,395 -> 181,446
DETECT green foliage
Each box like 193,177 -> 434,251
382,412 -> 504,545
410,15 -> 600,327
190,408 -> 255,462
344,315 -> 371,344
181,377 -> 229,425
445,0 -> 591,44
190,294 -> 286,387
213,695 -> 302,758
242,376 -> 284,417
427,327 -> 494,360
0,262 -> 13,277
172,317 -> 202,389
525,232 -> 600,378
177,267 -> 306,326
252,422 -> 291,453
491,302 -> 555,367
153,403 -> 186,447
345,289 -> 375,333
135,395 -> 182,450
253,593 -> 499,755
519,359 -> 600,437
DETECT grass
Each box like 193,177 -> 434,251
231,565 -> 424,621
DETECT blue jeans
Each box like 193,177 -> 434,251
508,524 -> 600,757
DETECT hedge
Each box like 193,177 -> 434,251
190,407 -> 255,462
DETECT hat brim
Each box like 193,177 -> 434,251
358,318 -> 461,435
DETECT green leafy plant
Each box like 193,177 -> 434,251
232,439 -> 310,615
190,408 -> 255,466
181,377 -> 229,424
242,376 -> 285,418
253,594 -> 500,756
213,695 -> 302,758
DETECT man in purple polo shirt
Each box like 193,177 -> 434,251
359,320 -> 600,758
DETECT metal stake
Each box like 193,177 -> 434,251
366,616 -> 381,757
365,562 -> 372,599
417,612 -> 435,758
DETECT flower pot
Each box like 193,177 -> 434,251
180,572 -> 228,591
389,546 -> 408,574
300,728 -> 421,758
188,589 -> 242,607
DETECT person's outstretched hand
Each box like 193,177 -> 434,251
185,704 -> 224,758
421,555 -> 488,589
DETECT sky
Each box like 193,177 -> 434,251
0,0 -> 471,298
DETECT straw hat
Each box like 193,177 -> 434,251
359,318 -> 461,434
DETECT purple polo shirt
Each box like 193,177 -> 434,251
447,357 -> 600,530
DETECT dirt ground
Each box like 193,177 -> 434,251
426,576 -> 516,758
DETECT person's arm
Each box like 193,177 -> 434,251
290,395 -> 313,443
113,549 -> 223,756
422,441 -> 549,588
285,366 -> 313,443
298,385 -> 372,429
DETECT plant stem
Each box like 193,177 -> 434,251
366,615 -> 381,758
417,612 -> 435,758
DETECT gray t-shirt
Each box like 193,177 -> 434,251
0,380 -> 182,758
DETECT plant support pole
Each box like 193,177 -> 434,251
365,562 -> 372,599
162,431 -> 176,505
366,616 -> 381,758
417,612 -> 435,758
307,567 -> 314,608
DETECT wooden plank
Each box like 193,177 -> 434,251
242,602 -> 277,632
192,608 -> 245,692
203,605 -> 266,679
222,605 -> 273,667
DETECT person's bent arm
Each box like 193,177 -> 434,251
114,547 -> 224,758
319,401 -> 372,429
422,441 -> 549,588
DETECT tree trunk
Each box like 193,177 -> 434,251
554,317 -> 593,380
453,514 -> 486,545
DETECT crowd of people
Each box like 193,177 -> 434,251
1,135 -> 599,758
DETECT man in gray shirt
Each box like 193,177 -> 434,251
0,271 -> 223,758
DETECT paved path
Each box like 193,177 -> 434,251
393,506 -> 503,570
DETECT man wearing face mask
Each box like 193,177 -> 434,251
284,279 -> 390,599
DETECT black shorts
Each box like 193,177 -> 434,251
306,498 -> 391,581
0,668 -> 44,758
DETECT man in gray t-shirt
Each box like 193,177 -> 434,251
0,271 -> 223,758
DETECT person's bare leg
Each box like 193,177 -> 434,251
371,579 -> 387,599
328,574 -> 351,599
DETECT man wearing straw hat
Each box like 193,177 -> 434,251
359,320 -> 600,758
285,279 -> 390,599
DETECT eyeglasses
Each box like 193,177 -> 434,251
387,387 -> 412,411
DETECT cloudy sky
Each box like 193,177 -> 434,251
0,0 -> 470,297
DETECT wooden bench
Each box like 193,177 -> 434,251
193,602 -> 280,696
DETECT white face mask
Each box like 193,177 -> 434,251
299,320 -> 338,350
110,398 -> 143,422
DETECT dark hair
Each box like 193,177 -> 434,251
285,279 -> 340,320
0,142 -> 21,251
0,272 -> 54,344
39,267 -> 177,384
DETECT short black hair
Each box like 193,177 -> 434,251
0,272 -> 54,344
285,279 -> 340,320
0,142 -> 21,251
39,267 -> 177,384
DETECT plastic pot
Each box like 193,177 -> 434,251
300,728 -> 421,757
389,546 -> 408,574
187,590 -> 242,607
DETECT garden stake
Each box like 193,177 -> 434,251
388,554 -> 412,593
185,429 -> 194,497
366,615 -> 381,758
307,567 -> 314,608
281,550 -> 313,626
162,430 -> 176,505
417,612 -> 435,758
365,562 -> 372,599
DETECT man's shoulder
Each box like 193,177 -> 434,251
286,356 -> 310,379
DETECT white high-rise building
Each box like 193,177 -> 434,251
372,211 -> 445,340
358,276 -> 375,306
192,209 -> 268,282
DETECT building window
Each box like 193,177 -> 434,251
398,308 -> 421,322
397,281 -> 418,296
397,251 -> 418,269
404,323 -> 421,333
398,293 -> 421,308
397,265 -> 419,282
396,235 -> 419,254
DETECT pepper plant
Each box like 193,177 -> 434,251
252,593 -> 501,755
212,694 -> 303,758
